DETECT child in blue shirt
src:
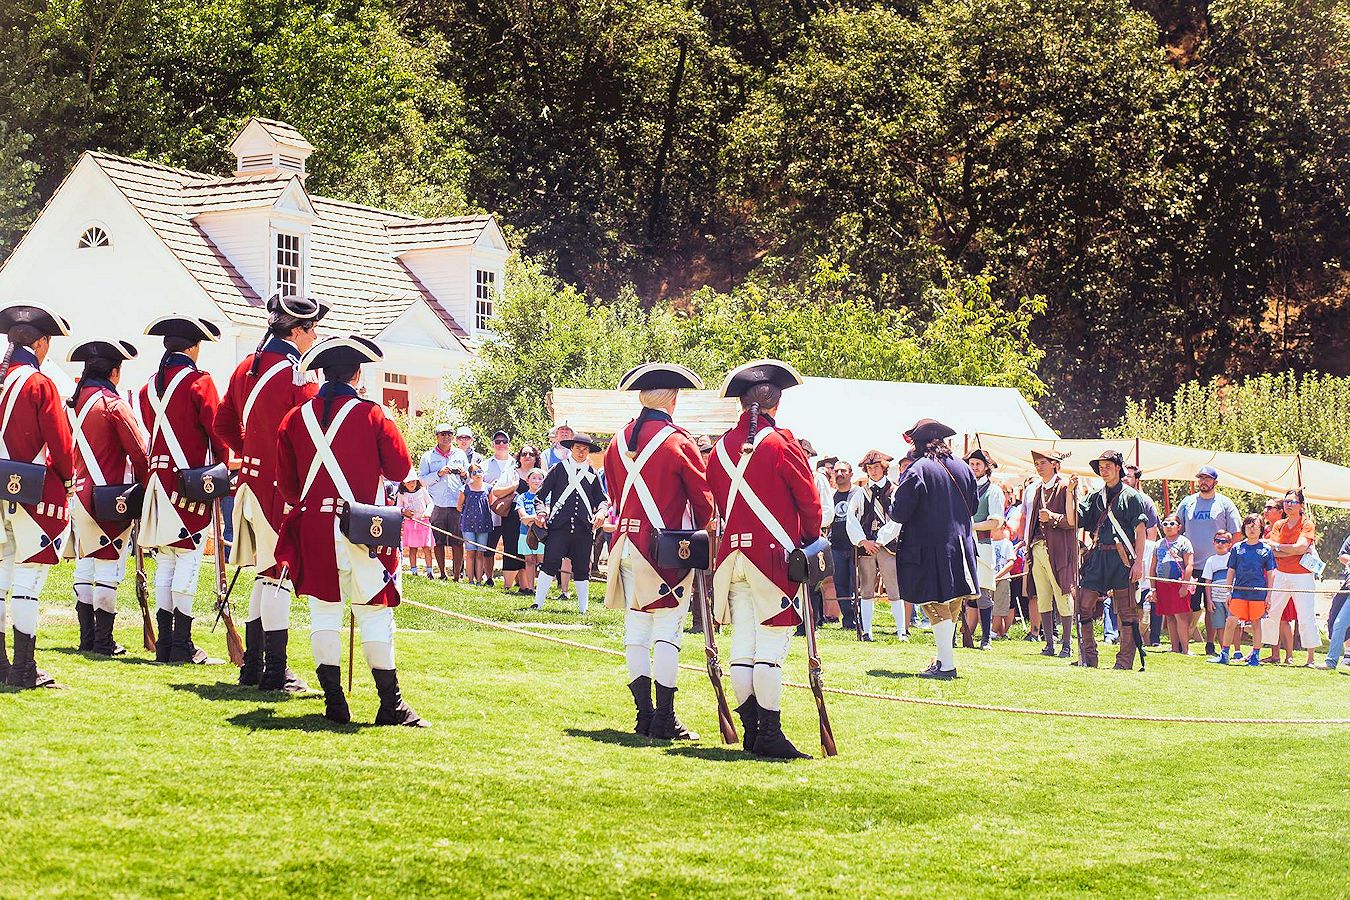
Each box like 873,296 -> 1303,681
1216,513 -> 1277,665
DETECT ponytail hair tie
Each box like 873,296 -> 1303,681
742,401 -> 760,456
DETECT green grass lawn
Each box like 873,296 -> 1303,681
2,560 -> 1349,898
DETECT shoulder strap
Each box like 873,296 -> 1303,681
1103,491 -> 1137,562
0,366 -> 38,458
616,423 -> 676,528
299,400 -> 365,503
144,368 -> 197,470
242,359 -> 293,428
72,391 -> 110,486
714,428 -> 794,549
938,458 -> 975,518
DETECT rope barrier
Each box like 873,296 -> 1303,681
410,516 -> 532,564
400,598 -> 1350,727
1147,574 -> 1350,598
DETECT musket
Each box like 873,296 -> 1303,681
133,521 -> 155,653
700,560 -> 739,745
347,610 -> 356,694
799,578 -> 838,757
211,502 -> 245,666
851,547 -> 865,641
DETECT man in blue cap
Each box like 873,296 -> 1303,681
1176,465 -> 1241,655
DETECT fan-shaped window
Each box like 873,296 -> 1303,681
77,226 -> 110,249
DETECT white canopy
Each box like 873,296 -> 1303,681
974,434 -> 1350,509
550,377 -> 1055,466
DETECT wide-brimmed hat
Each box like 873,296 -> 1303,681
859,449 -> 894,468
68,338 -> 138,363
797,437 -> 817,457
618,362 -> 703,392
718,359 -> 805,399
904,418 -> 956,447
267,293 -> 330,323
1030,448 -> 1069,464
965,449 -> 997,469
0,302 -> 70,337
818,456 -> 841,471
561,432 -> 603,453
1089,449 -> 1126,476
145,315 -> 221,342
299,335 -> 381,372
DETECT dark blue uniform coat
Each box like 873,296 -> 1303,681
888,455 -> 980,605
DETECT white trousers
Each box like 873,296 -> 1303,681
74,554 -> 128,612
309,600 -> 396,670
0,521 -> 49,635
154,544 -> 205,615
620,551 -> 691,685
725,560 -> 793,711
1262,570 -> 1320,648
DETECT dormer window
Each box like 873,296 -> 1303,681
475,269 -> 496,331
275,232 -> 302,296
78,226 -> 110,248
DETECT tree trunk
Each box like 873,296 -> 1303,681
647,36 -> 688,245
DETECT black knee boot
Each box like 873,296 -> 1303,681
154,609 -> 173,663
0,630 -> 9,682
649,683 -> 698,741
315,664 -> 351,723
170,610 -> 218,664
628,675 -> 653,736
372,668 -> 428,727
735,696 -> 761,753
751,708 -> 809,759
76,600 -> 95,651
259,629 -> 307,692
238,619 -> 263,685
5,629 -> 60,689
979,605 -> 993,649
91,609 -> 126,656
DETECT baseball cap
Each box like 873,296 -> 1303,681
1195,465 -> 1218,479
434,423 -> 453,435
455,426 -> 474,438
492,429 -> 510,442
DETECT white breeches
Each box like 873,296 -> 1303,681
309,598 -> 396,670
621,553 -> 689,686
726,566 -> 793,711
154,544 -> 205,615
1262,571 -> 1320,648
74,555 -> 128,612
0,526 -> 49,635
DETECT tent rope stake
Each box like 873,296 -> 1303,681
401,599 -> 1350,727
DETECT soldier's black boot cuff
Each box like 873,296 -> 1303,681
91,609 -> 126,656
650,683 -> 699,741
628,675 -> 653,737
735,696 -> 761,753
315,664 -> 351,724
372,668 -> 428,727
154,609 -> 174,663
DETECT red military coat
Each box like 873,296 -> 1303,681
707,409 -> 822,626
69,382 -> 149,559
602,409 -> 714,612
136,359 -> 224,550
0,353 -> 74,564
213,339 -> 318,572
274,387 -> 412,606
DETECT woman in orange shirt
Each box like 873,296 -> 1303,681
1264,489 -> 1320,667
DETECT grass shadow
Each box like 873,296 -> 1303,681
663,745 -> 755,763
562,727 -> 655,749
170,682 -> 314,702
866,669 -> 923,680
226,707 -> 369,733
48,647 -> 162,665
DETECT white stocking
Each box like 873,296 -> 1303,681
729,662 -> 754,704
752,662 -> 783,711
172,591 -> 194,615
625,645 -> 651,680
933,620 -> 956,671
653,640 -> 679,688
891,600 -> 907,636
154,552 -> 176,613
861,599 -> 875,638
575,580 -> 589,615
309,598 -> 342,666
534,573 -> 553,608
245,579 -> 265,622
10,595 -> 39,636
92,586 -> 118,614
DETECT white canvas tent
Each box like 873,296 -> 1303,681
550,377 -> 1056,465
975,434 -> 1350,510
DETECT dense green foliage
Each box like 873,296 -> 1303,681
3,0 -> 1349,430
4,562 -> 1350,896
443,256 -> 1045,451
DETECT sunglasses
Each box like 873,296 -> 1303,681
1283,499 -> 1302,506
1215,539 -> 1231,545
1163,521 -> 1180,527
1264,505 -> 1279,510
493,439 -> 509,445
519,452 -> 537,457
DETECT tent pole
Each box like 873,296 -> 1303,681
1134,436 -> 1141,470
1295,452 -> 1304,491
1162,479 -> 1172,516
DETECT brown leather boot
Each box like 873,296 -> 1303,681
1077,615 -> 1099,667
1114,621 -> 1139,670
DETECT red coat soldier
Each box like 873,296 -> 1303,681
707,360 -> 821,759
274,335 -> 423,727
67,339 -> 149,657
603,363 -> 714,740
0,303 -> 74,689
213,294 -> 325,691
138,316 -> 228,665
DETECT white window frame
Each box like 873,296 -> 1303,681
274,231 -> 303,298
475,269 -> 497,332
77,225 -> 111,249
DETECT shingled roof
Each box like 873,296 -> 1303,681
85,150 -> 489,342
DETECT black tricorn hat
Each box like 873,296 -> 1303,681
904,418 -> 957,447
68,338 -> 138,363
718,359 -> 805,399
560,432 -> 603,453
0,302 -> 70,337
1089,449 -> 1126,476
299,335 -> 382,373
267,293 -> 330,323
145,315 -> 221,342
965,449 -> 997,469
617,362 -> 703,392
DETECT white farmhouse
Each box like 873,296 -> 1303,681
0,117 -> 507,415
